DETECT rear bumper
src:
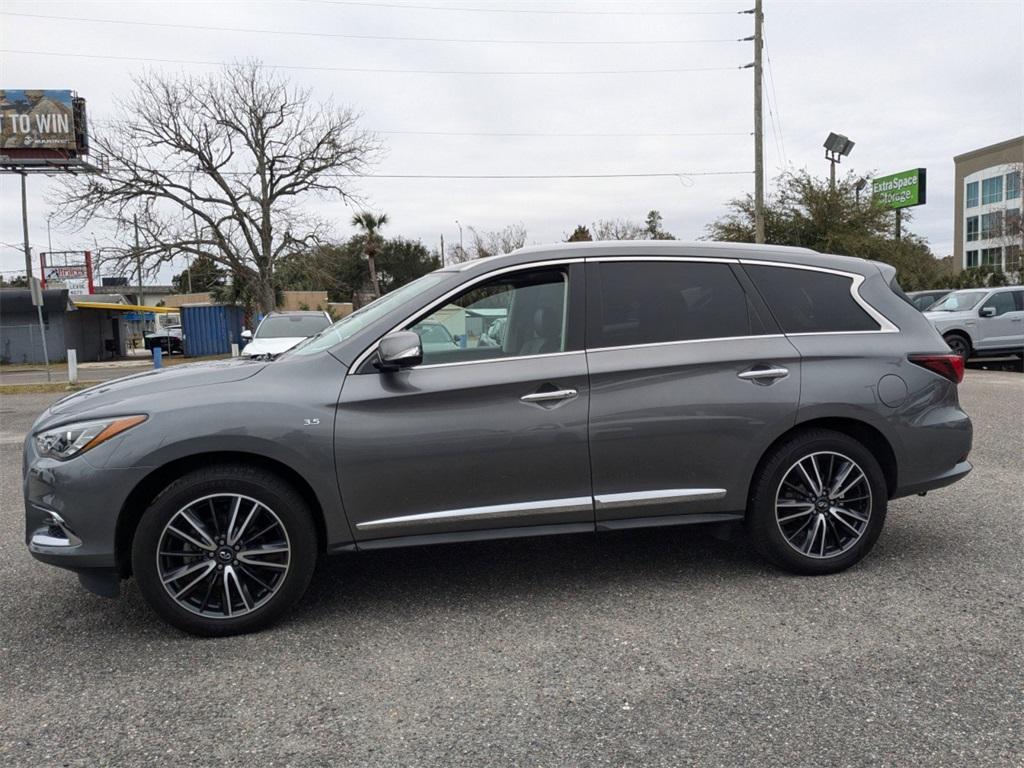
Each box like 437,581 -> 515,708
893,460 -> 972,498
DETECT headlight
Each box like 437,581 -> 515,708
34,415 -> 147,461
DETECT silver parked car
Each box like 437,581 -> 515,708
923,286 -> 1024,361
24,242 -> 973,635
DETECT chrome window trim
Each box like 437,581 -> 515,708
409,349 -> 585,371
738,258 -> 900,333
586,255 -> 740,264
351,258 -> 583,372
356,496 -> 594,530
594,488 -> 727,510
586,333 -> 787,355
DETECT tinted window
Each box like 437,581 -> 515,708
590,261 -> 753,348
745,265 -> 880,333
410,268 -> 567,365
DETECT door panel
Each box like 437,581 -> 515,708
976,291 -> 1024,351
335,354 -> 593,539
587,336 -> 801,521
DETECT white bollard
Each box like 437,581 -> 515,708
231,343 -> 240,358
67,349 -> 78,383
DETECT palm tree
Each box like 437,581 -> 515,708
351,211 -> 388,299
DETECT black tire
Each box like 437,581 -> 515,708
132,464 -> 317,636
944,332 -> 971,362
747,429 -> 888,575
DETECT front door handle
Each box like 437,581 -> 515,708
520,389 -> 578,404
738,366 -> 789,382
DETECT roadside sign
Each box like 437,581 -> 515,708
873,168 -> 927,210
29,275 -> 43,306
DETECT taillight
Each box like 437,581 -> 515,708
908,354 -> 965,384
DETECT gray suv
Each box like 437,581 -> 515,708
24,242 -> 973,635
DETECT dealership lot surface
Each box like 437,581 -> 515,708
1,371 -> 1021,767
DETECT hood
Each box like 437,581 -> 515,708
924,309 -> 974,324
41,357 -> 268,424
241,337 -> 304,357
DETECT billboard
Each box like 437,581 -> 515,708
1,90 -> 77,150
873,168 -> 927,210
40,251 -> 94,295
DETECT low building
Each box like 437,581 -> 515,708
953,136 -> 1023,278
0,288 -> 129,364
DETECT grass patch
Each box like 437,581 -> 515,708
0,382 -> 91,396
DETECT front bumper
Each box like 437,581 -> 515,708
23,438 -> 150,591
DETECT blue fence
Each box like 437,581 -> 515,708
181,305 -> 245,357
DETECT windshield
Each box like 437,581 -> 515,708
290,272 -> 449,356
928,291 -> 987,312
256,314 -> 331,339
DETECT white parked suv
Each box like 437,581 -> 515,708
240,310 -> 332,358
924,286 -> 1024,361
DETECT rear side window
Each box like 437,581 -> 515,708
744,265 -> 880,334
590,261 -> 755,347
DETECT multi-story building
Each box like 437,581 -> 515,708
953,136 -> 1023,279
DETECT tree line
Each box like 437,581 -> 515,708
46,61 -> 1019,310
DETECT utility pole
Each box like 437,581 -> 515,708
753,0 -> 765,244
440,233 -> 445,266
20,172 -> 33,279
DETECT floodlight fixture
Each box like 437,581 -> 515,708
824,132 -> 855,190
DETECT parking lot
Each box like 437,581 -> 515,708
1,370 -> 1021,767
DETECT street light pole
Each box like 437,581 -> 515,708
20,172 -> 32,280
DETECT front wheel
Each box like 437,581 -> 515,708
747,430 -> 888,574
132,464 -> 317,636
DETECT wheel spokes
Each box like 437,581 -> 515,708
157,494 -> 290,619
776,451 -> 871,559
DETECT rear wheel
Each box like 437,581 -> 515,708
944,333 -> 971,362
132,464 -> 317,636
748,430 -> 887,574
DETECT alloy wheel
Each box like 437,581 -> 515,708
156,493 -> 291,618
774,451 -> 872,559
946,335 -> 970,361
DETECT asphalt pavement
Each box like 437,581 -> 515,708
1,371 -> 1021,767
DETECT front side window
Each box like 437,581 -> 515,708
744,265 -> 880,334
589,261 -> 755,348
1006,171 -> 1021,200
981,292 -> 1015,317
966,181 -> 979,208
980,247 -> 1002,268
410,268 -> 567,365
966,250 -> 979,268
980,212 -> 1003,240
966,216 -> 979,242
981,176 -> 1003,205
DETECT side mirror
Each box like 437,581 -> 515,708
979,307 -> 996,318
241,329 -> 253,340
375,331 -> 422,371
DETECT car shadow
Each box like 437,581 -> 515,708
289,525 -> 767,626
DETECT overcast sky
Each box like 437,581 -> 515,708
2,0 -> 1022,283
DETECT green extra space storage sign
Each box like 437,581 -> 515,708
873,168 -> 927,210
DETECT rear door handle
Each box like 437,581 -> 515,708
738,366 -> 789,381
520,389 -> 578,404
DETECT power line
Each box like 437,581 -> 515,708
1,49 -> 749,76
1,12 -> 748,45
296,0 -> 749,16
763,34 -> 788,169
376,130 -> 753,137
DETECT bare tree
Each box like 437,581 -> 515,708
54,61 -> 380,313
467,223 -> 527,259
591,218 -> 647,241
